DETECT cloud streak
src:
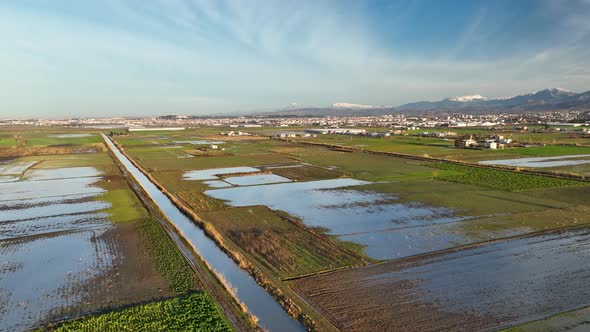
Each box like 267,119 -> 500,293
0,0 -> 588,117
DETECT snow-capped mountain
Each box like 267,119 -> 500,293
397,88 -> 588,112
445,94 -> 488,102
258,88 -> 589,117
332,103 -> 388,109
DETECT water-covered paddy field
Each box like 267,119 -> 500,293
293,228 -> 590,331
0,132 -> 181,331
115,128 -> 590,329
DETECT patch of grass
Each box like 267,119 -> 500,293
47,292 -> 231,332
101,189 -> 148,223
23,134 -> 101,147
139,218 -> 196,294
425,162 -> 587,191
176,190 -> 225,211
0,137 -> 16,147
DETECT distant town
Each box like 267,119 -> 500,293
2,109 -> 588,128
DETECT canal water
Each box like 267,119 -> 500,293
102,134 -> 303,332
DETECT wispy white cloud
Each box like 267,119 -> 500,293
0,1 -> 588,117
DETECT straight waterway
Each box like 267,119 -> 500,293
102,134 -> 303,332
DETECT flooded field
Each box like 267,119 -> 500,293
293,228 -> 590,331
205,179 -> 465,260
0,140 -> 172,331
103,134 -> 304,332
114,129 -> 590,330
183,166 -> 259,180
479,154 -> 590,168
224,173 -> 291,186
0,165 -> 115,331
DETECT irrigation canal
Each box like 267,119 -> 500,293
102,134 -> 304,332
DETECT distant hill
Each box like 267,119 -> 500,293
255,88 -> 590,117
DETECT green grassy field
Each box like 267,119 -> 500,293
296,132 -> 590,167
47,292 -> 231,332
425,162 -> 586,191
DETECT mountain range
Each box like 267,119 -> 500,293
256,88 -> 590,117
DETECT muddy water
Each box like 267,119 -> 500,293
0,161 -> 36,176
0,166 -> 115,332
205,181 -> 465,260
102,134 -> 303,332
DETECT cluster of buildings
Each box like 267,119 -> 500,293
1,110 -> 588,133
456,135 -> 514,150
219,130 -> 252,136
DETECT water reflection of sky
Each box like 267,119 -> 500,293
184,166 -> 259,180
479,154 -> 590,168
365,229 -> 590,324
205,179 -> 467,260
0,166 -> 115,331
224,174 -> 291,186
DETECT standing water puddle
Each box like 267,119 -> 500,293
183,167 -> 259,180
224,174 -> 291,186
479,154 -> 590,168
205,180 -> 466,260
102,134 -> 303,332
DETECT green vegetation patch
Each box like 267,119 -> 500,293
139,218 -> 196,294
48,292 -> 231,332
23,134 -> 101,147
425,162 -> 587,191
101,189 -> 148,223
0,137 -> 17,147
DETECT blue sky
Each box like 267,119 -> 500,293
1,0 -> 589,118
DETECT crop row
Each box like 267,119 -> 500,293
49,292 -> 231,331
426,162 -> 586,191
139,218 -> 196,294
